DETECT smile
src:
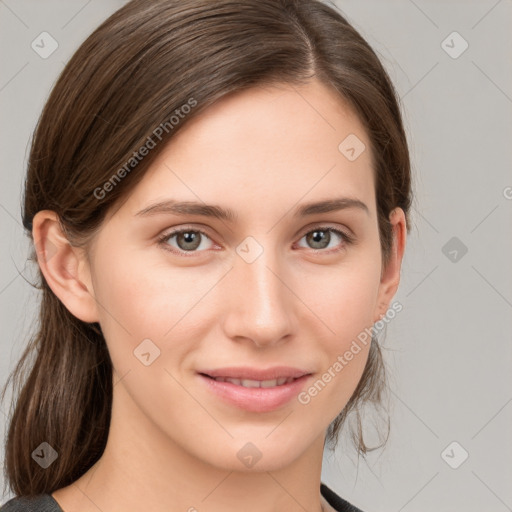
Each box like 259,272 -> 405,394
198,371 -> 312,412
206,376 -> 296,387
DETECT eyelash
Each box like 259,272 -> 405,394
157,225 -> 355,257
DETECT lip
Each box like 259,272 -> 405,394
198,366 -> 311,380
197,367 -> 313,413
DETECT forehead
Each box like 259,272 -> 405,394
122,79 -> 375,221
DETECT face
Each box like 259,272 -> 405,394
68,79 -> 403,471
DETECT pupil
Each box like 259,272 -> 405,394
309,230 -> 329,249
179,231 -> 200,250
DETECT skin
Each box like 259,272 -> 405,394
34,78 -> 406,512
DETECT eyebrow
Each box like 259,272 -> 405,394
135,197 -> 369,221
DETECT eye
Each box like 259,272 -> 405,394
157,225 -> 354,257
157,228 -> 215,256
295,226 -> 354,253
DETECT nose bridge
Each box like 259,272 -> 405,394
223,239 -> 294,346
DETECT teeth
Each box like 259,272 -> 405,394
241,379 -> 261,388
213,376 -> 295,387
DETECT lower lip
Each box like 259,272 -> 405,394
198,374 -> 312,413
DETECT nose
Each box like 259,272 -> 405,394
221,245 -> 296,348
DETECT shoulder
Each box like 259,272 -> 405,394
1,494 -> 63,512
321,482 -> 365,512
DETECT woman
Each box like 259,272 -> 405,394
1,0 -> 411,510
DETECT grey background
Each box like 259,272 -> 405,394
1,1 -> 511,511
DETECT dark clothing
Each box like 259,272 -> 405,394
1,494 -> 61,512
321,483 -> 364,511
1,482 -> 363,511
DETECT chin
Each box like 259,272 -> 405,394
198,430 -> 315,473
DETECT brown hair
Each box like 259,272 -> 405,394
1,0 -> 412,497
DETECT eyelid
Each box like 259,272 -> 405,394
296,222 -> 354,241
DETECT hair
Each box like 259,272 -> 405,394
1,0 -> 412,497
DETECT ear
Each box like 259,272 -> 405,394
32,210 -> 100,323
373,207 -> 407,323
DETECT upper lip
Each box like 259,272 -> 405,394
199,366 -> 312,380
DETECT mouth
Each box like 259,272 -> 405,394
199,374 -> 298,388
197,366 -> 313,412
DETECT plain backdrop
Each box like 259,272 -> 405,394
1,1 -> 511,511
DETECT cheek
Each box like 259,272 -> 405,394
90,249 -> 224,368
301,257 -> 381,339
294,259 -> 380,413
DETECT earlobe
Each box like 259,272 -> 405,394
373,207 -> 407,323
32,210 -> 99,323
